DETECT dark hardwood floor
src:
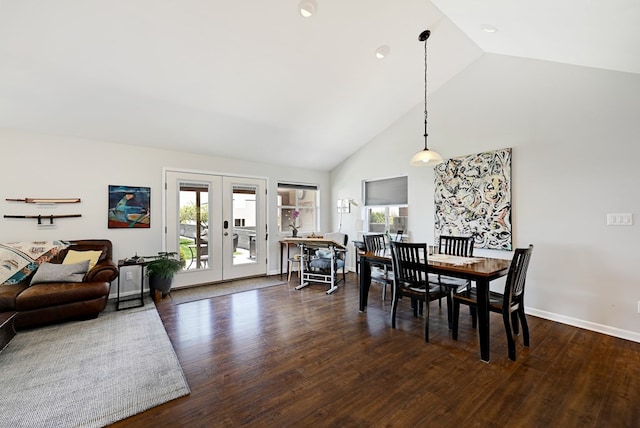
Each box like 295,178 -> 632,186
109,273 -> 640,427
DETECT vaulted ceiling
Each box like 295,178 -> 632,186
1,1 -> 638,170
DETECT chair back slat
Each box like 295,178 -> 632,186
364,234 -> 386,252
503,245 -> 534,306
439,235 -> 474,257
390,242 -> 428,288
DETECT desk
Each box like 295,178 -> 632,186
283,237 -> 347,294
117,260 -> 146,310
359,250 -> 511,362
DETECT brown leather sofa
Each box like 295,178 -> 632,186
0,239 -> 118,330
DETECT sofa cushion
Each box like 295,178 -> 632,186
0,241 -> 69,285
63,250 -> 102,270
309,257 -> 345,270
16,281 -> 110,312
0,283 -> 28,311
30,260 -> 90,285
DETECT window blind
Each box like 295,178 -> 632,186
364,176 -> 408,206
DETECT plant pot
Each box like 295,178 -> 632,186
149,273 -> 173,295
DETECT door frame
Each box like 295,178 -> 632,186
162,167 -> 269,288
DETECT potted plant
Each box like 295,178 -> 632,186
290,209 -> 300,237
146,251 -> 185,297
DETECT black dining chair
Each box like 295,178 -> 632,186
390,241 -> 448,342
364,234 -> 393,300
433,235 -> 475,287
452,244 -> 534,361
430,235 -> 475,322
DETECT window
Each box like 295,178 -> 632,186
364,176 -> 408,235
277,183 -> 319,233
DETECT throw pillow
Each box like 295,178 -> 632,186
316,249 -> 332,259
30,260 -> 90,285
63,250 -> 102,270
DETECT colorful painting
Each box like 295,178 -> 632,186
434,148 -> 512,250
108,185 -> 150,229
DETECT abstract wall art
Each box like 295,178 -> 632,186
108,185 -> 151,229
434,148 -> 512,250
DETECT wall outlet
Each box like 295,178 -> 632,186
606,213 -> 633,226
637,301 -> 640,314
125,271 -> 133,281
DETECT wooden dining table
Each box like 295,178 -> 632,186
359,250 -> 512,362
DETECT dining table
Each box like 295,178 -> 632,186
359,249 -> 512,362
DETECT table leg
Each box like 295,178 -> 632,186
476,278 -> 491,362
280,242 -> 284,277
359,255 -> 372,312
286,243 -> 291,278
295,244 -> 310,291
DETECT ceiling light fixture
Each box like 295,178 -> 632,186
410,29 -> 443,167
298,0 -> 317,18
375,45 -> 390,59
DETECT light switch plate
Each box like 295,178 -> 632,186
606,213 -> 633,226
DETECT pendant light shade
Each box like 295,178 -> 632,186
410,148 -> 443,166
298,0 -> 317,18
410,29 -> 443,167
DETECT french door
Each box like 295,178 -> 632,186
165,170 -> 267,288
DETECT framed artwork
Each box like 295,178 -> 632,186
434,148 -> 512,250
108,185 -> 151,229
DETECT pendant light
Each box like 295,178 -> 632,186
298,0 -> 317,18
410,29 -> 443,167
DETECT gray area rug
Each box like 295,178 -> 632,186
170,275 -> 285,305
0,307 -> 190,428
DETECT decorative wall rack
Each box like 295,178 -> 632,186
3,214 -> 82,225
5,197 -> 81,204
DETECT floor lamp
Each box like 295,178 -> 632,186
338,198 -> 359,232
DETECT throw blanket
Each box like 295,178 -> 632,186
0,240 -> 68,285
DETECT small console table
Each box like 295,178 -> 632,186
117,260 -> 146,310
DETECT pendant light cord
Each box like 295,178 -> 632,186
421,30 -> 430,151
424,37 -> 428,150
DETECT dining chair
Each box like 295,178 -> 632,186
390,241 -> 448,342
452,244 -> 534,361
364,234 -> 393,300
430,235 -> 475,320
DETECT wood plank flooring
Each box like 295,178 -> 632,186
109,274 -> 640,427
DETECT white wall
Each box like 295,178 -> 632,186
1,130 -> 330,293
331,53 -> 640,342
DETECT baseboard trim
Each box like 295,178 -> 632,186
527,307 -> 640,343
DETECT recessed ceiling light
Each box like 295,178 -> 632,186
375,45 -> 390,59
481,24 -> 498,33
299,0 -> 317,18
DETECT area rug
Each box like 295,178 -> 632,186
170,275 -> 285,304
0,308 -> 190,428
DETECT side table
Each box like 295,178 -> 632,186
117,260 -> 146,310
0,311 -> 17,352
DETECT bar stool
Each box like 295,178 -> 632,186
287,254 -> 306,282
